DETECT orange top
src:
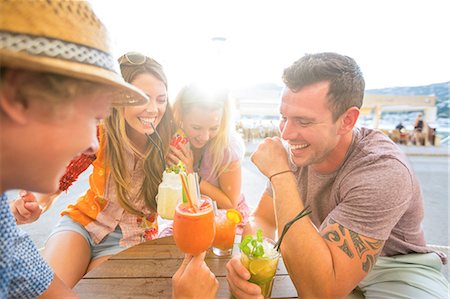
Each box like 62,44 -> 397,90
60,126 -> 158,246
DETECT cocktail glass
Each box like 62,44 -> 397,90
240,238 -> 281,298
173,196 -> 215,256
157,171 -> 181,220
211,209 -> 237,256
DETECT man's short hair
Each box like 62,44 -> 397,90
0,68 -> 109,120
282,52 -> 365,121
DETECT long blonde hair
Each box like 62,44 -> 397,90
173,84 -> 233,180
104,54 -> 175,216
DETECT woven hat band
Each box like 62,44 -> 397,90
0,31 -> 116,73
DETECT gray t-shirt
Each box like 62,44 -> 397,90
266,127 -> 432,258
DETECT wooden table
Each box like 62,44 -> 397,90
74,236 -> 298,298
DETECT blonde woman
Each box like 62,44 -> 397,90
167,85 -> 250,231
39,53 -> 176,287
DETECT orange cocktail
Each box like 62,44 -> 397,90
173,198 -> 215,256
212,209 -> 241,256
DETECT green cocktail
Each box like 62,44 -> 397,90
240,230 -> 281,298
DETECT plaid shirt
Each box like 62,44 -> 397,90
60,126 -> 158,247
85,148 -> 159,247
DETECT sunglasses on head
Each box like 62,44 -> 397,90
118,52 -> 161,66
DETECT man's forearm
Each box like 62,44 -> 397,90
271,174 -> 342,298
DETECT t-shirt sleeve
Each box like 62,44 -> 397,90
328,158 -> 414,240
227,134 -> 245,162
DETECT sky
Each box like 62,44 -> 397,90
91,0 -> 449,96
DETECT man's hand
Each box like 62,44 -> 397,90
10,190 -> 43,224
226,254 -> 264,299
172,252 -> 218,299
250,137 -> 290,178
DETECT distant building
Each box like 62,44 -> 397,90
361,94 -> 436,128
232,84 -> 437,129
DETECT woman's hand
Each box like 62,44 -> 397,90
167,143 -> 194,173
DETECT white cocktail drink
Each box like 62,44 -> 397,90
157,171 -> 182,219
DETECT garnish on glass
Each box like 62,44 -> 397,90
166,161 -> 186,174
239,229 -> 266,258
273,205 -> 311,252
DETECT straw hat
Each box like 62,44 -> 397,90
0,0 -> 148,106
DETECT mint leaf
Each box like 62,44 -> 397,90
239,236 -> 252,254
254,244 -> 264,257
240,236 -> 252,248
256,229 -> 263,242
241,244 -> 251,256
239,229 -> 267,258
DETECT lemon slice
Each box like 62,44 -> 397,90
248,259 -> 270,275
226,209 -> 243,224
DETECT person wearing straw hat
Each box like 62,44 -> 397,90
226,53 -> 448,298
1,1 -> 217,298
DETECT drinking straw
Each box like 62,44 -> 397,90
145,132 -> 166,170
150,123 -> 164,151
274,205 -> 312,252
187,173 -> 198,210
179,174 -> 196,211
212,200 -> 218,215
194,173 -> 201,200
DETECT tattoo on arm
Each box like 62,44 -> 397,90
321,218 -> 384,273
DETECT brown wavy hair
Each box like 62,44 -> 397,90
282,52 -> 365,122
103,53 -> 175,216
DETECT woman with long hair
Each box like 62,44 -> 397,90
168,84 -> 250,231
39,52 -> 175,287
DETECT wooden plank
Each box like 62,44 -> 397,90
110,237 -> 242,260
271,275 -> 298,298
138,236 -> 175,245
109,244 -> 184,260
84,259 -> 184,278
85,257 -> 288,279
75,277 -> 174,299
75,276 -> 297,299
110,245 -> 241,260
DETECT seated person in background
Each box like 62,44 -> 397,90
167,84 -> 250,232
3,2 -> 218,295
413,113 -> 427,145
226,52 -> 448,299
395,121 -> 405,132
395,121 -> 409,145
